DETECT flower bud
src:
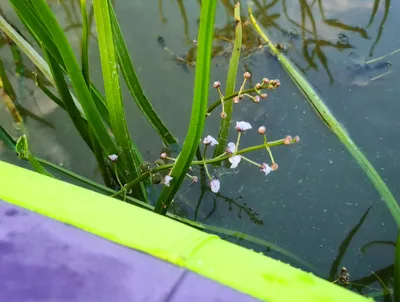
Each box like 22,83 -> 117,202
160,152 -> 167,159
261,93 -> 268,99
140,161 -> 150,172
244,72 -> 251,79
283,135 -> 292,145
151,173 -> 163,184
213,81 -> 220,88
271,162 -> 279,170
258,126 -> 266,134
108,154 -> 118,162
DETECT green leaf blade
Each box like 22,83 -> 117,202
92,0 -> 147,200
154,0 -> 217,214
109,3 -> 178,146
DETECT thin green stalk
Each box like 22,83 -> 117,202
154,0 -> 217,214
248,4 -> 400,227
214,2 -> 242,157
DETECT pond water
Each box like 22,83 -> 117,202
1,0 -> 399,298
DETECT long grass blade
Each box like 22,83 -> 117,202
1,9 -> 111,127
0,13 -> 85,117
0,124 -> 17,150
42,47 -> 92,149
361,240 -> 396,254
80,0 -> 90,86
154,0 -> 217,214
79,0 -> 112,187
0,58 -> 16,101
18,0 -> 119,164
92,0 -> 147,201
214,2 -> 242,157
328,206 -> 372,280
248,4 -> 400,227
395,231 -> 400,302
108,2 -> 178,146
367,0 -> 381,27
368,0 -> 390,57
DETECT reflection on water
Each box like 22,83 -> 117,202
1,0 -> 400,299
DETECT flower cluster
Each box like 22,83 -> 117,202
195,120 -> 299,193
108,73 -> 300,204
213,72 -> 281,118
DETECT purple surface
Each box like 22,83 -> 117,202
0,200 -> 259,302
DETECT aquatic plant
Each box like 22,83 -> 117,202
0,0 -> 308,267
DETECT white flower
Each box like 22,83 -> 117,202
108,154 -> 118,162
203,135 -> 219,146
260,163 -> 273,176
236,121 -> 252,132
164,175 -> 173,186
229,155 -> 241,169
226,142 -> 236,154
210,178 -> 220,193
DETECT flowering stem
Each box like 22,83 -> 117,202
111,137 -> 297,195
235,132 -> 241,152
111,171 -> 151,197
263,134 -> 275,163
206,86 -> 260,115
217,87 -> 226,115
242,93 -> 256,102
203,144 -> 213,180
241,155 -> 261,167
238,78 -> 247,95
152,137 -> 294,173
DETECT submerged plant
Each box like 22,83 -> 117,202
0,0 -> 304,267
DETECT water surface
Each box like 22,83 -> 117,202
1,0 -> 399,298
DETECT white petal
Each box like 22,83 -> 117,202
236,121 -> 252,132
229,155 -> 241,169
108,154 -> 118,162
210,179 -> 220,193
226,142 -> 236,153
164,175 -> 173,186
203,135 -> 219,146
261,163 -> 273,176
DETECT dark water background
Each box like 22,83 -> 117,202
1,0 -> 399,299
